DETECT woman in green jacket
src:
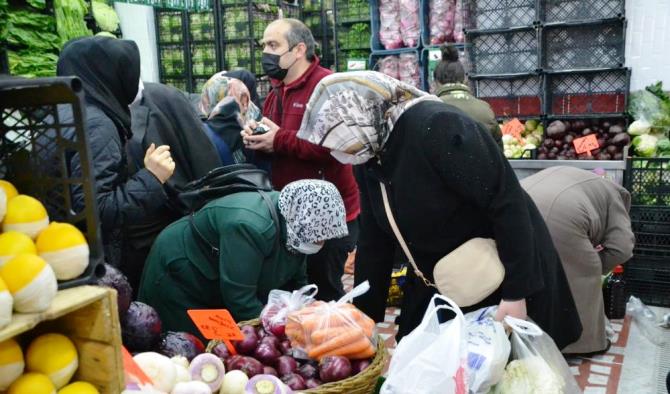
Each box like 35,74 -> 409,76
434,45 -> 502,149
138,179 -> 348,335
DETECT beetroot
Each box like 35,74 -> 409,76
233,327 -> 259,355
276,356 -> 298,376
319,356 -> 352,383
211,343 -> 231,359
156,331 -> 205,361
281,373 -> 306,390
305,378 -> 322,389
227,356 -> 264,378
263,366 -> 278,376
298,363 -> 319,380
97,264 -> 132,320
122,301 -> 162,352
225,355 -> 244,371
254,343 -> 281,366
351,359 -> 372,375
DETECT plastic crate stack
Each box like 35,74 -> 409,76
156,8 -> 222,93
464,0 -> 629,125
334,0 -> 371,71
303,0 -> 335,69
624,157 -> 670,307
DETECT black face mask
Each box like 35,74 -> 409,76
261,48 -> 295,81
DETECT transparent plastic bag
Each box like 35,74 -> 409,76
493,317 -> 580,394
626,295 -> 667,346
399,0 -> 420,47
398,53 -> 420,88
379,0 -> 403,49
429,0 -> 455,45
378,55 -> 400,80
260,284 -> 318,337
463,307 -> 511,394
381,294 -> 468,394
285,281 -> 377,361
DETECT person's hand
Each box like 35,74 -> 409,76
494,298 -> 527,322
144,143 -> 175,184
242,117 -> 280,153
595,244 -> 604,252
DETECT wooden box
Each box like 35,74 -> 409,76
0,286 -> 125,393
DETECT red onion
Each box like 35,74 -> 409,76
276,355 -> 298,376
281,373 -> 306,390
319,356 -> 352,383
351,359 -> 372,375
254,343 -> 281,366
305,378 -> 322,389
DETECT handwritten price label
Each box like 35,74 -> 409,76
501,118 -> 525,141
573,134 -> 600,154
187,309 -> 245,341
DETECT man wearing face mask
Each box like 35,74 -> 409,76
241,19 -> 360,301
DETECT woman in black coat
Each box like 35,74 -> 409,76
297,71 -> 582,349
57,37 -> 175,287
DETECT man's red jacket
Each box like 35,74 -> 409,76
264,58 -> 360,222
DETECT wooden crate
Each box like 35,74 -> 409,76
0,286 -> 124,393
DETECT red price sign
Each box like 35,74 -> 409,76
188,309 -> 245,341
573,134 -> 600,154
122,346 -> 153,386
501,118 -> 525,141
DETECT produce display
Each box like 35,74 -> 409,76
628,81 -> 670,158
6,9 -> 60,77
540,119 -> 629,160
336,0 -> 368,23
338,23 -> 369,50
0,335 -> 100,393
399,0 -> 420,48
54,0 -> 93,46
378,0 -> 402,49
223,5 -> 277,41
224,42 -> 261,75
158,13 -> 184,44
189,12 -> 215,41
500,119 -> 543,159
92,0 -> 120,33
191,44 -> 217,76
160,46 -> 186,77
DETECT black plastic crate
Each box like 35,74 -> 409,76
0,77 -> 105,289
280,1 -> 301,19
545,68 -> 629,116
1,46 -> 8,75
624,255 -> 670,307
625,158 -> 670,208
472,73 -> 544,117
188,11 -> 216,42
190,43 -> 218,78
540,0 -> 624,24
159,45 -> 187,78
222,3 -> 278,41
541,19 -> 626,71
370,0 -> 421,51
164,78 -> 189,92
338,23 -> 372,50
466,27 -> 539,76
157,10 -> 186,44
462,0 -> 538,31
223,40 -> 263,75
630,206 -> 670,234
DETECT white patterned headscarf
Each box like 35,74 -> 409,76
278,180 -> 348,252
296,71 -> 441,163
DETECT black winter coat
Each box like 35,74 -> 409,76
353,100 -> 582,350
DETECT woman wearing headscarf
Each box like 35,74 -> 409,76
56,36 -> 175,275
137,179 -> 348,336
199,73 -> 262,166
297,71 -> 582,349
224,69 -> 261,108
521,166 -> 634,355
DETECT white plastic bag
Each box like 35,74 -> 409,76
627,295 -> 667,346
493,317 -> 581,394
463,307 -> 511,394
381,294 -> 468,394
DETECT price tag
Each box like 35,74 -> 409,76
347,59 -> 367,71
122,346 -> 153,386
188,309 -> 245,341
573,134 -> 600,154
501,118 -> 525,141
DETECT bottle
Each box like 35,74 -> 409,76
604,265 -> 626,319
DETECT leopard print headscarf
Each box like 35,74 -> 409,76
278,180 -> 348,252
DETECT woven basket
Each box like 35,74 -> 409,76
206,318 -> 388,394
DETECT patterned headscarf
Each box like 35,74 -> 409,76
199,72 -> 261,122
278,180 -> 348,252
296,71 -> 441,163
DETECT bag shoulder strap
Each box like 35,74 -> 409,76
379,181 -> 437,289
189,190 -> 282,262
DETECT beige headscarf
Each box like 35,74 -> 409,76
199,72 -> 261,122
296,71 -> 441,164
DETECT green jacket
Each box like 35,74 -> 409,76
138,192 -> 307,335
436,83 -> 503,149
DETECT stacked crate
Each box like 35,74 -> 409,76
303,0 -> 335,69
335,0 -> 371,71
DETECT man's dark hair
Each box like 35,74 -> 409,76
283,18 -> 316,61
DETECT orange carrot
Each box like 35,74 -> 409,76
307,330 -> 367,359
346,343 -> 376,359
311,326 -> 362,344
311,336 -> 371,360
